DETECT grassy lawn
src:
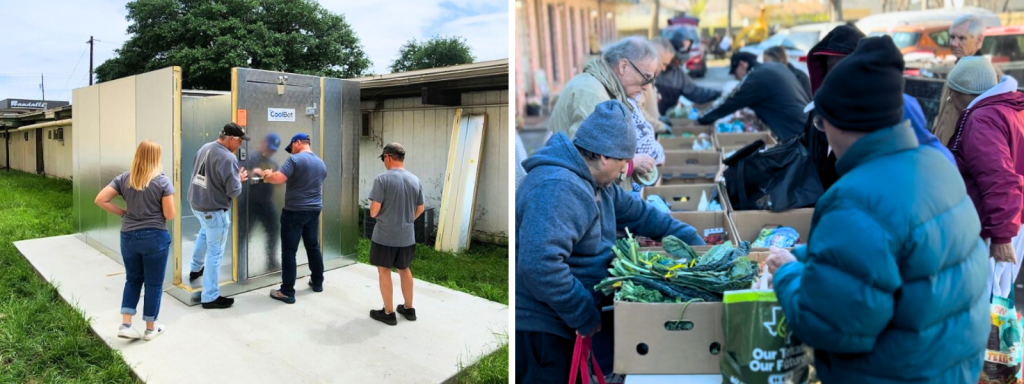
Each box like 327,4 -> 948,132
0,170 -> 509,384
355,239 -> 509,383
0,170 -> 137,383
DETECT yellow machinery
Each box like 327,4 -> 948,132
732,5 -> 770,51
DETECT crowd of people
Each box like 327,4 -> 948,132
515,13 -> 1024,384
95,124 -> 427,340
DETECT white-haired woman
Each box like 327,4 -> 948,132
95,140 -> 175,341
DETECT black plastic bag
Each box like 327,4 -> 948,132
723,136 -> 823,211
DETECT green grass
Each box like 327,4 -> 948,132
355,238 -> 510,383
0,170 -> 509,384
0,170 -> 138,383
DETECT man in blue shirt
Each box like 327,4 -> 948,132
259,133 -> 328,304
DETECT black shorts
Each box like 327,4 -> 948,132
369,241 -> 416,270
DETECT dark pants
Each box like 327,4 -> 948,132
250,199 -> 280,269
279,209 -> 324,297
120,229 -> 171,322
516,330 -> 584,384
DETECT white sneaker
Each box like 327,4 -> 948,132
143,324 -> 165,341
117,324 -> 141,340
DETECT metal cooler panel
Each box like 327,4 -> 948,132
178,94 -> 235,287
235,69 -> 321,279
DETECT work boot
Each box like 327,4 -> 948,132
201,296 -> 234,309
370,308 -> 397,326
308,280 -> 323,293
189,267 -> 204,281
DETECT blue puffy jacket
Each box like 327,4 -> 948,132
773,121 -> 989,384
515,133 -> 704,340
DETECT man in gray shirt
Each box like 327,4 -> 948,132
259,133 -> 327,304
188,122 -> 249,309
368,142 -> 425,325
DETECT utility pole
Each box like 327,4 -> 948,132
87,36 -> 94,85
922,0 -> 927,10
40,74 -> 45,101
727,0 -> 732,39
650,0 -> 660,39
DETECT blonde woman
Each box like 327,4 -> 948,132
95,140 -> 175,341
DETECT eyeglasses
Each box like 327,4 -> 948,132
812,115 -> 826,132
378,154 -> 390,162
627,60 -> 655,87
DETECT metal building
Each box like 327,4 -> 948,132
72,66 -> 360,305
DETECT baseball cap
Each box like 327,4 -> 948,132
379,142 -> 405,161
221,123 -> 250,141
265,133 -> 281,152
284,133 -> 310,153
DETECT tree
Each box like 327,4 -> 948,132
388,36 -> 475,73
96,0 -> 372,90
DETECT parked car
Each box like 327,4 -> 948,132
868,21 -> 955,71
740,22 -> 845,72
661,24 -> 707,78
980,25 -> 1024,63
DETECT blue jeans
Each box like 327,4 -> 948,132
191,208 -> 231,303
280,210 -> 324,297
120,229 -> 171,322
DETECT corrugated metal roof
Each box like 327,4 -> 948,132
354,59 -> 508,89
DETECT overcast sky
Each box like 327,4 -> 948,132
0,0 -> 509,102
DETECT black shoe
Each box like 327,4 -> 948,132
397,304 -> 417,321
269,289 -> 296,304
308,280 -> 323,293
201,296 -> 234,309
189,267 -> 205,281
370,308 -> 397,326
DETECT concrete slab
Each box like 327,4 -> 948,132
16,235 -> 509,384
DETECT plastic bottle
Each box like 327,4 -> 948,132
688,107 -> 699,120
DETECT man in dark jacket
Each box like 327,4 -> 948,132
696,52 -> 811,141
655,27 -> 721,115
515,100 -> 705,384
802,25 -> 954,191
763,45 -> 812,99
766,36 -> 989,384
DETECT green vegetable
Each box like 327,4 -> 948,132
596,229 -> 759,303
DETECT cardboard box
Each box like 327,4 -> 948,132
659,151 -> 722,185
641,184 -> 727,213
614,300 -> 725,374
672,211 -> 736,246
731,209 -> 815,251
658,135 -> 716,152
668,119 -> 714,137
715,132 -> 778,153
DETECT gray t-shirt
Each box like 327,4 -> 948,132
188,141 -> 241,212
369,168 -> 424,247
110,172 -> 175,232
279,151 -> 327,211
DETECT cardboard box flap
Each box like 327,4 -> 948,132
614,301 -> 725,374
670,211 -> 736,246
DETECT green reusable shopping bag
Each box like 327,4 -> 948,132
721,290 -> 810,384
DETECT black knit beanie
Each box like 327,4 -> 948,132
814,36 -> 905,131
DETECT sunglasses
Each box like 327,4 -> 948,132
627,60 -> 655,87
378,154 -> 390,162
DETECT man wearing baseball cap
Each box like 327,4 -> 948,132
515,100 -> 704,383
763,36 -> 988,383
368,142 -> 425,325
242,133 -> 282,271
187,122 -> 249,309
260,133 -> 328,304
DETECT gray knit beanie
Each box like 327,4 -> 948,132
947,57 -> 998,95
574,100 -> 637,160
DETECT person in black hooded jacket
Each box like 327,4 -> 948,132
655,27 -> 721,115
696,52 -> 811,141
799,25 -> 866,191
